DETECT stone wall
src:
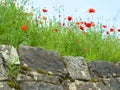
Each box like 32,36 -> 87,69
0,45 -> 120,90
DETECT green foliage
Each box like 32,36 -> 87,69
6,62 -> 19,79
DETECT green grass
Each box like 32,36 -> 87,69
0,0 -> 120,62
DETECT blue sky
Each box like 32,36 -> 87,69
27,0 -> 120,27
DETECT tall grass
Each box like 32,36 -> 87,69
0,0 -> 120,62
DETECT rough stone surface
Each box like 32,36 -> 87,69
0,82 -> 12,90
17,71 -> 60,85
109,78 -> 120,90
0,45 -> 20,79
18,45 -> 65,75
0,45 -> 120,90
88,61 -> 120,78
63,56 -> 91,80
0,45 -> 20,64
20,82 -> 63,90
62,80 -> 111,90
116,61 -> 120,68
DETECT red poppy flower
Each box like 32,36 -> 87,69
76,21 -> 81,26
67,16 -> 72,21
117,29 -> 120,32
40,21 -> 43,25
106,31 -> 109,35
38,15 -> 40,18
90,21 -> 95,27
42,16 -> 47,21
110,27 -> 114,32
88,8 -> 95,13
42,8 -> 48,12
102,25 -> 107,28
82,31 -> 86,35
54,28 -> 59,32
85,22 -> 92,28
84,22 -> 86,25
62,22 -> 65,26
22,25 -> 27,31
80,21 -> 84,25
80,25 -> 84,30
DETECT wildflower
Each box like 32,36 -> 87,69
54,28 -> 59,32
40,21 -> 43,25
85,22 -> 92,28
117,29 -> 120,32
88,8 -> 96,13
106,31 -> 109,35
42,16 -> 47,21
110,27 -> 114,32
59,14 -> 61,17
22,25 -> 27,31
67,16 -> 72,21
84,22 -> 86,25
84,48 -> 88,52
42,8 -> 48,12
80,25 -> 84,30
62,22 -> 65,26
82,31 -> 87,35
38,15 -> 40,18
90,21 -> 95,27
102,25 -> 107,28
76,21 -> 81,26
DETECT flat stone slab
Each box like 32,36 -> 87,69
20,82 -> 63,90
88,61 -> 120,78
17,71 -> 60,85
109,78 -> 120,90
63,56 -> 91,80
62,80 -> 111,90
18,45 -> 65,75
0,45 -> 20,64
0,82 -> 12,90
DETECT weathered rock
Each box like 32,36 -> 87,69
62,80 -> 111,90
19,81 -> 63,90
0,82 -> 12,90
0,45 -> 20,64
116,61 -> 120,68
18,45 -> 65,75
0,45 -> 20,79
63,56 -> 91,80
17,71 -> 60,84
109,78 -> 120,90
88,61 -> 120,78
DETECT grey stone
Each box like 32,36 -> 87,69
17,71 -> 60,84
18,45 -> 65,75
116,61 -> 120,68
88,61 -> 120,78
109,78 -> 120,90
20,81 -> 63,90
0,45 -> 20,80
0,82 -> 13,90
62,80 -> 111,90
63,56 -> 91,80
0,45 -> 20,64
